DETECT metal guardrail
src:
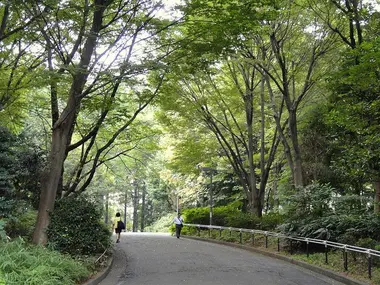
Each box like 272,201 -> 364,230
184,223 -> 380,279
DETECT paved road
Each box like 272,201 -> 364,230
98,232 -> 345,285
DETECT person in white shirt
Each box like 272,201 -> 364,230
173,213 -> 184,238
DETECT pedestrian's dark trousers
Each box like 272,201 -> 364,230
175,224 -> 182,238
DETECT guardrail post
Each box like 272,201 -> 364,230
239,230 -> 242,244
251,231 -> 255,246
324,241 -> 328,264
229,228 -> 232,237
368,251 -> 372,279
306,238 -> 309,258
219,227 -> 222,238
277,235 -> 280,252
343,245 -> 348,271
209,227 -> 211,238
197,226 -> 200,237
265,232 -> 268,248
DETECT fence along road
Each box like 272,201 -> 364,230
98,232 -> 345,285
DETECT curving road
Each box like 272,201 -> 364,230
98,232 -> 345,285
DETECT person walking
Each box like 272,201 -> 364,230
113,212 -> 125,243
173,213 -> 184,239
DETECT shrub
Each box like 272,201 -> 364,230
144,213 -> 174,233
0,239 -> 90,285
0,219 -> 7,242
182,205 -> 283,231
5,209 -> 37,241
281,182 -> 380,245
182,207 -> 210,225
259,212 -> 284,230
225,212 -> 260,229
47,195 -> 111,256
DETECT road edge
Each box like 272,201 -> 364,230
184,235 -> 369,285
82,255 -> 114,285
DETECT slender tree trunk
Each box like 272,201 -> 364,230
124,190 -> 127,230
140,184 -> 146,232
32,1 -> 108,245
246,101 -> 258,215
105,193 -> 109,225
288,109 -> 304,186
133,183 -> 139,232
374,180 -> 380,214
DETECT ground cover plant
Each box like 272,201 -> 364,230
0,239 -> 91,285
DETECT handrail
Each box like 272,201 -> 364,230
184,223 -> 380,257
184,223 -> 380,279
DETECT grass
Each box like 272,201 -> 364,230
0,239 -> 92,285
185,228 -> 380,285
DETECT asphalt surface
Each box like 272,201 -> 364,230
98,232 -> 346,285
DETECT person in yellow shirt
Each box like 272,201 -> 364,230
113,212 -> 123,243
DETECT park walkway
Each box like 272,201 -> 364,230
98,232 -> 345,285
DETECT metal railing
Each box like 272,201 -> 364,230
184,223 -> 380,279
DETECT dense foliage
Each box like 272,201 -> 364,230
0,239 -> 90,285
182,204 -> 284,231
280,183 -> 380,248
47,196 -> 111,256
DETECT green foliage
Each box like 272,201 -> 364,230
47,196 -> 111,256
325,37 -> 380,187
283,183 -> 336,220
281,182 -> 380,243
0,219 -> 8,242
5,209 -> 37,241
183,207 -> 210,225
182,204 -> 283,231
0,239 -> 90,285
0,126 -> 16,200
144,213 -> 174,233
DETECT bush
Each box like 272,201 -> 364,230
183,207 -> 210,225
144,213 -> 174,233
0,239 -> 90,285
47,195 -> 111,256
0,219 -> 7,242
225,212 -> 260,229
5,209 -> 37,241
260,212 -> 284,230
182,205 -> 283,231
281,182 -> 380,244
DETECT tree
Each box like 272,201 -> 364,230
31,0 -> 170,245
326,38 -> 380,212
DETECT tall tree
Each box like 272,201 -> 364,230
31,0 -> 169,245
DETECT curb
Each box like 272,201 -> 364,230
184,235 -> 369,285
82,255 -> 114,285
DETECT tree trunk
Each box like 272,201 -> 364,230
32,1 -> 108,245
374,180 -> 380,214
288,109 -> 304,187
32,96 -> 79,245
133,183 -> 139,232
140,184 -> 146,232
